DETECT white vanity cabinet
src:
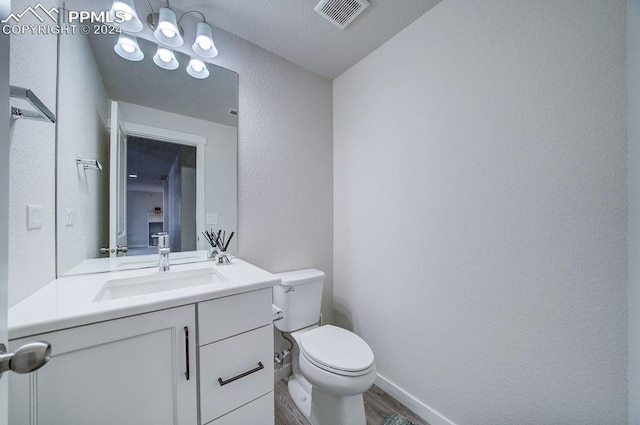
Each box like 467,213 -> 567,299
9,304 -> 198,425
8,287 -> 275,425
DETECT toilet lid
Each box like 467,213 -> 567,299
299,325 -> 374,374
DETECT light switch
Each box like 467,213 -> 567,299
65,208 -> 75,227
206,213 -> 218,225
26,205 -> 43,230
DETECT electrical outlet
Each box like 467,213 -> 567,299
65,208 -> 75,227
206,213 -> 218,225
26,205 -> 43,230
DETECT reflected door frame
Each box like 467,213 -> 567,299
121,121 -> 207,252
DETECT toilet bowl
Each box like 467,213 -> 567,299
298,325 -> 376,396
273,270 -> 376,425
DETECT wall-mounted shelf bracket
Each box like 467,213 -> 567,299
10,86 -> 56,123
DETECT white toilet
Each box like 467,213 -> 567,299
273,269 -> 376,425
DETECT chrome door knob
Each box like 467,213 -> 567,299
0,341 -> 51,378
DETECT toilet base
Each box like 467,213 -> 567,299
287,373 -> 366,425
288,373 -> 312,418
309,387 -> 366,425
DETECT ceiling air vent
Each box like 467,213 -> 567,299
314,0 -> 370,29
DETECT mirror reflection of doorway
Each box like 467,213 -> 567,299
126,136 -> 197,256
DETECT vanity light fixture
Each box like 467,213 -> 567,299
109,0 -> 217,78
109,0 -> 143,32
114,33 -> 144,61
186,58 -> 209,79
153,46 -> 179,70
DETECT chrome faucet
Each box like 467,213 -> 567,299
152,232 -> 170,272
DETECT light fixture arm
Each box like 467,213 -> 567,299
178,10 -> 207,25
145,0 -> 156,27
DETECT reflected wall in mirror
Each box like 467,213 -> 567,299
56,27 -> 238,276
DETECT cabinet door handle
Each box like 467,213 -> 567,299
184,326 -> 190,381
218,362 -> 264,386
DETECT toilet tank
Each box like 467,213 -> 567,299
273,269 -> 325,332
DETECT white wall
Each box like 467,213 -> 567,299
629,0 -> 640,422
333,1 -> 627,424
8,0 -> 57,307
56,33 -> 109,276
127,191 -> 163,247
213,30 -> 334,324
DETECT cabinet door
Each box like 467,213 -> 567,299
9,305 -> 197,425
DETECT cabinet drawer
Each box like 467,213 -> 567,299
198,288 -> 271,345
205,392 -> 274,425
200,325 -> 273,423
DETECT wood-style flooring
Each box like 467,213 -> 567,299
274,379 -> 430,425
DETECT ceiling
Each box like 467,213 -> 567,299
79,0 -> 442,81
170,0 -> 442,80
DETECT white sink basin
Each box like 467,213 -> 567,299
94,267 -> 226,302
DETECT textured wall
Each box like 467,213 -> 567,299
8,0 -> 57,307
56,33 -> 109,276
213,30 -> 334,323
629,0 -> 640,422
334,1 -> 627,424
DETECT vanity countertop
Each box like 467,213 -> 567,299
9,258 -> 280,340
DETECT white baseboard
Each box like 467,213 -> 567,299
375,373 -> 456,425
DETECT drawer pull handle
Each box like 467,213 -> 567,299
184,326 -> 190,381
218,362 -> 264,386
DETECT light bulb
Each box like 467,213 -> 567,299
153,46 -> 179,70
114,34 -> 143,61
110,0 -> 142,32
154,7 -> 183,47
192,21 -> 218,58
158,49 -> 172,63
121,43 -> 135,53
191,60 -> 204,72
186,58 -> 209,79
161,27 -> 175,38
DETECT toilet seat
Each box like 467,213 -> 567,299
299,325 -> 374,377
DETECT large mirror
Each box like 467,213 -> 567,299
55,15 -> 238,276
